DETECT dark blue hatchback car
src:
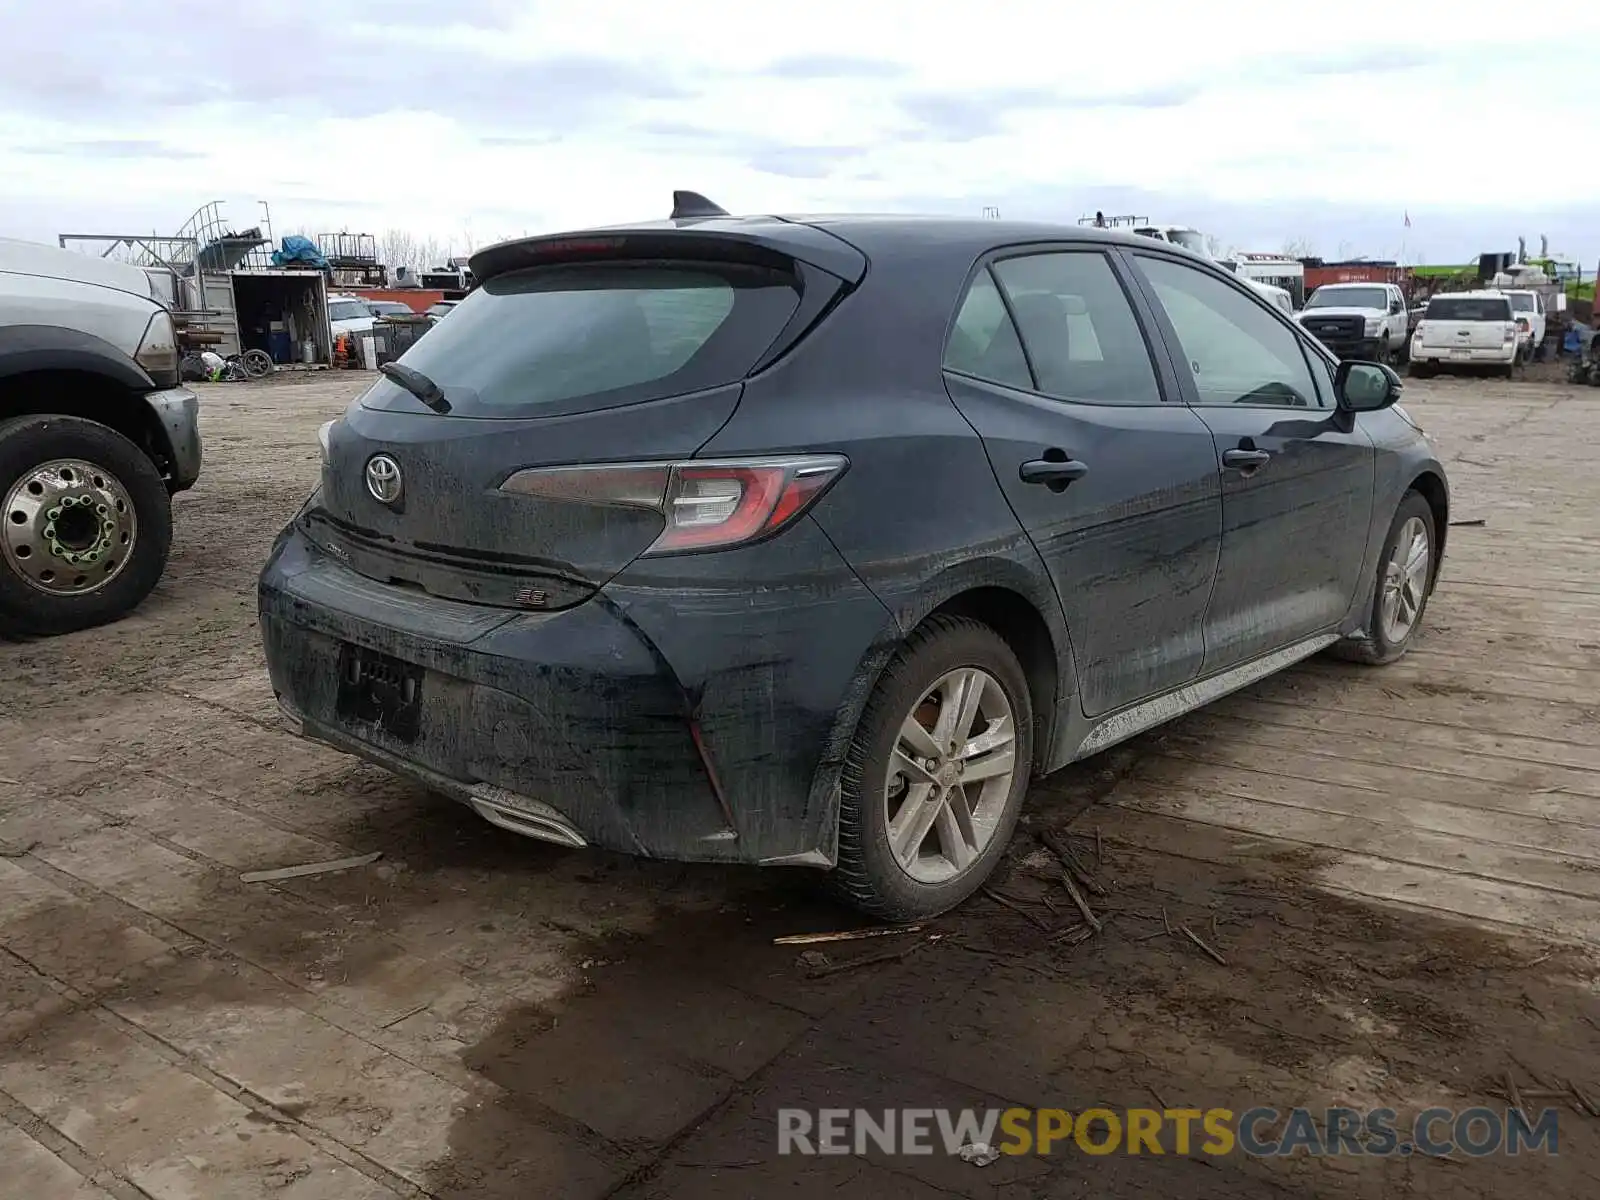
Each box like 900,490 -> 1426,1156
259,195 -> 1448,920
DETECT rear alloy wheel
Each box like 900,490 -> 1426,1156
1332,490 -> 1436,665
830,615 -> 1033,921
0,415 -> 172,637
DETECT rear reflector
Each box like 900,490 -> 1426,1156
500,455 -> 848,554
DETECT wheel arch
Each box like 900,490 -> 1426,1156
927,586 -> 1060,766
1408,469 -> 1449,583
810,556 -> 1076,806
0,364 -> 177,482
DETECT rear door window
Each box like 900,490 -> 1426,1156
363,261 -> 800,418
944,269 -> 1033,390
1425,297 -> 1511,321
990,251 -> 1163,405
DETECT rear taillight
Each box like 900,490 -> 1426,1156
1516,318 -> 1530,333
499,455 -> 848,554
1504,324 -> 1516,343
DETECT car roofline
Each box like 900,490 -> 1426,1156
466,210 -> 1187,288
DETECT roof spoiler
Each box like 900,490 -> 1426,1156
671,190 -> 729,220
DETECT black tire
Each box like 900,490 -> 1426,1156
0,414 -> 172,637
1373,337 -> 1391,366
1332,490 -> 1437,666
1409,360 -> 1436,379
829,614 -> 1034,921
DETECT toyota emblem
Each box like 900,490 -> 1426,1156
365,454 -> 403,504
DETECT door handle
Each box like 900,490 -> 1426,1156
1019,458 -> 1090,487
1221,448 -> 1271,471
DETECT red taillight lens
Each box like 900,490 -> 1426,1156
499,455 -> 848,554
1504,324 -> 1516,342
1516,318 -> 1530,333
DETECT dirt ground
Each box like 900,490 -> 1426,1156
1,371 -> 1597,1199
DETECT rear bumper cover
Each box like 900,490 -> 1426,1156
258,521 -> 896,866
1411,342 -> 1516,365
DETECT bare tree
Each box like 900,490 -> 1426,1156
380,228 -> 418,273
379,229 -> 450,275
416,237 -> 447,270
1281,236 -> 1316,259
1204,234 -> 1226,259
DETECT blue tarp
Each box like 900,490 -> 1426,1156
271,235 -> 330,270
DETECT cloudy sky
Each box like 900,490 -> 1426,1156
2,0 -> 1595,266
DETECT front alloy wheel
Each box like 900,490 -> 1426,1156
1379,515 -> 1430,645
1332,489 -> 1437,666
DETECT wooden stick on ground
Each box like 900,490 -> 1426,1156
1180,924 -> 1227,966
1505,1071 -> 1526,1114
1568,1079 -> 1600,1117
1060,872 -> 1102,932
774,925 -> 923,946
1041,830 -> 1108,897
982,887 -> 1052,932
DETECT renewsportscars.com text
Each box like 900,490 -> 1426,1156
777,1105 -> 1558,1158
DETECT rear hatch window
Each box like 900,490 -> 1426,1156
361,261 -> 801,419
1425,297 -> 1510,321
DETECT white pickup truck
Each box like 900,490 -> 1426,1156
1295,282 -> 1410,363
1408,291 -> 1518,378
1493,289 -> 1547,363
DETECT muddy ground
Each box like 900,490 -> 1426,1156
1,372 -> 1597,1199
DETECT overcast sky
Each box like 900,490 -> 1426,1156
2,1 -> 1595,266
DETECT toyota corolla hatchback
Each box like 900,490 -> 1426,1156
259,195 -> 1449,920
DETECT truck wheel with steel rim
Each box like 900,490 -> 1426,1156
830,614 -> 1034,921
0,414 -> 172,637
1332,490 -> 1437,665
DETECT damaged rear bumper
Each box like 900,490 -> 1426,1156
258,522 -> 895,867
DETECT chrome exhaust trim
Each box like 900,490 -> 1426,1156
467,783 -> 588,849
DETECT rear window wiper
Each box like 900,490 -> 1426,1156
379,363 -> 452,414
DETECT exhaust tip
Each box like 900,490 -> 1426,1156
467,784 -> 587,849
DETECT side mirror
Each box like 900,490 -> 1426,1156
1335,360 -> 1402,413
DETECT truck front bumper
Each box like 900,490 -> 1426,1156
144,386 -> 202,491
1314,335 -> 1386,361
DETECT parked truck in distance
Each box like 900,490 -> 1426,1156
1296,282 -> 1410,363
